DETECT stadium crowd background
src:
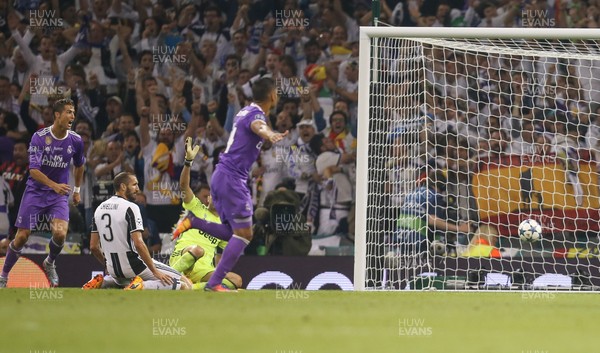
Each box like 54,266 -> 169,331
0,0 -> 599,257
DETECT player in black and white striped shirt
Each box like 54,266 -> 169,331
87,172 -> 191,290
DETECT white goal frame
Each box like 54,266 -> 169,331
354,26 -> 600,291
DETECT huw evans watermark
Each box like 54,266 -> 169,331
521,292 -> 556,301
30,76 -> 68,100
275,283 -> 309,300
152,46 -> 188,65
276,77 -> 309,97
275,10 -> 309,28
522,9 -> 555,27
398,318 -> 433,337
29,10 -> 63,29
273,213 -> 310,234
149,114 -> 187,132
274,145 -> 311,165
29,284 -> 63,301
152,318 -> 186,336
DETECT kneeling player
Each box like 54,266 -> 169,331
86,172 -> 191,290
169,138 -> 242,290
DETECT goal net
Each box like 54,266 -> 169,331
355,27 -> 600,291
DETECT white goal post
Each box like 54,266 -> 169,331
355,27 -> 600,291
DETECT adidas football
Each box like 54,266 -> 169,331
518,219 -> 542,242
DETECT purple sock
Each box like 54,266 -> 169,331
190,217 -> 233,241
206,235 -> 248,288
2,242 -> 22,278
46,238 -> 64,264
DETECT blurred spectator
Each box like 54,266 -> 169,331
102,113 -> 135,143
92,140 -> 131,211
0,139 -> 28,236
122,130 -> 145,189
386,133 -> 421,208
326,60 -> 358,134
0,172 -> 13,238
94,140 -> 133,181
135,192 -> 161,254
102,96 -> 125,137
310,134 -> 353,239
1,109 -> 28,140
323,110 -> 355,154
0,48 -> 29,88
0,75 -> 19,116
299,84 -> 327,132
72,119 -> 99,236
190,4 -> 232,67
554,120 -> 586,206
0,0 -> 598,257
138,82 -> 199,231
287,119 -> 319,200
231,29 -> 259,74
478,1 -> 519,27
509,120 -> 537,155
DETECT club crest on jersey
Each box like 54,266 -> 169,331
67,145 -> 72,154
45,136 -> 52,145
256,141 -> 263,150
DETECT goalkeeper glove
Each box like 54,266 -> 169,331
184,137 -> 200,165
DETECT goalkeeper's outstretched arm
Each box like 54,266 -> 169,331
180,137 -> 200,204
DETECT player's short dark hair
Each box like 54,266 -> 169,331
69,64 -> 86,80
309,133 -> 325,155
252,77 -> 276,103
2,111 -> 19,131
13,138 -> 29,148
74,119 -> 95,139
204,3 -> 221,16
123,130 -> 140,142
139,50 -> 152,63
329,110 -> 348,125
53,98 -> 74,116
193,183 -> 210,194
304,39 -> 319,50
225,54 -> 241,67
113,172 -> 134,192
280,55 -> 297,76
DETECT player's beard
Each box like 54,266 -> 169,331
125,188 -> 138,201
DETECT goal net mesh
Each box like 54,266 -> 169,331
363,34 -> 600,290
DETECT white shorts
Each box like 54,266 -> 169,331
107,259 -> 183,289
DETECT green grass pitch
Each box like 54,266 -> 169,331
1,289 -> 596,353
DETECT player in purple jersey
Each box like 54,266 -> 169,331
0,98 -> 85,288
173,77 -> 288,291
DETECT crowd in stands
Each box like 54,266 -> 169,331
0,0 -> 599,257
376,1 -> 600,257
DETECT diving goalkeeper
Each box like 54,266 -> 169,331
169,137 -> 242,290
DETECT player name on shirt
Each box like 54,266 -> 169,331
99,203 -> 119,210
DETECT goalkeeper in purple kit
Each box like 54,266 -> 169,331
173,77 -> 288,291
0,98 -> 85,288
